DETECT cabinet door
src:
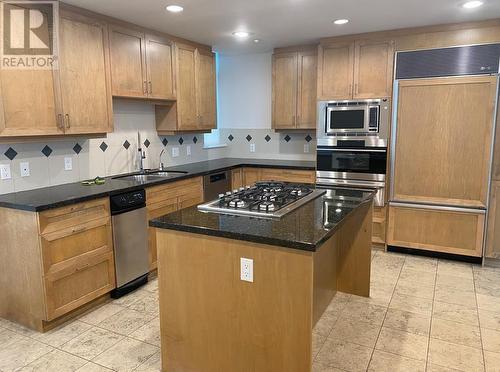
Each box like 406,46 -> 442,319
353,39 -> 394,98
195,49 -> 217,130
393,76 -> 497,208
0,4 -> 61,137
147,198 -> 177,270
231,168 -> 243,190
387,205 -> 485,257
109,25 -> 146,98
175,44 -> 198,129
486,181 -> 500,259
272,52 -> 298,129
297,50 -> 317,129
145,34 -> 175,100
317,42 -> 354,100
59,12 -> 112,134
242,168 -> 262,186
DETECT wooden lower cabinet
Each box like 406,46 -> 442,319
0,198 -> 115,331
387,205 -> 485,257
372,206 -> 386,246
231,168 -> 243,190
242,167 -> 316,185
146,177 -> 203,270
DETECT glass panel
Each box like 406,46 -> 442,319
330,110 -> 365,129
317,150 -> 387,174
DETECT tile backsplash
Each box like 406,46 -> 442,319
0,100 -> 316,195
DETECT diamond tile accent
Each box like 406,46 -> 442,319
193,136 -> 198,144
123,140 -> 130,150
246,135 -> 252,142
41,145 -> 53,157
265,135 -> 271,142
143,139 -> 150,148
305,134 -> 312,142
284,135 -> 291,143
99,142 -> 108,152
228,134 -> 234,141
178,137 -> 184,145
162,138 -> 168,146
4,147 -> 17,160
73,143 -> 82,155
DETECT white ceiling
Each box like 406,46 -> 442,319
62,0 -> 500,54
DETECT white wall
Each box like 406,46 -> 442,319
217,52 -> 272,129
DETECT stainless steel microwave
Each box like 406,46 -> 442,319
317,99 -> 391,147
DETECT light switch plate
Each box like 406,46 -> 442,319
240,257 -> 254,282
304,144 -> 310,153
64,157 -> 73,171
250,143 -> 256,153
0,164 -> 11,180
186,145 -> 191,156
20,162 -> 30,177
172,147 -> 179,158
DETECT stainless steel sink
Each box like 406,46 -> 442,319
113,171 -> 187,182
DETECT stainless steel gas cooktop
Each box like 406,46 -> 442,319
197,182 -> 326,219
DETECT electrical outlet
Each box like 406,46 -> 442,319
250,143 -> 256,153
64,157 -> 73,171
0,164 -> 11,180
240,257 -> 254,282
20,162 -> 30,177
186,145 -> 191,156
172,147 -> 179,158
304,144 -> 310,153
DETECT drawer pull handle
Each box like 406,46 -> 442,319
76,263 -> 90,272
72,226 -> 87,234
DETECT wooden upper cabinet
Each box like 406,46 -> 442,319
59,11 -> 112,134
272,52 -> 298,129
145,34 -> 175,100
393,76 -> 497,208
353,39 -> 394,98
297,50 -> 317,129
317,42 -> 354,100
0,4 -> 61,137
195,49 -> 217,130
272,48 -> 317,130
175,43 -> 198,129
109,25 -> 146,98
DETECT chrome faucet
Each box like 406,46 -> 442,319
137,132 -> 146,173
159,149 -> 165,171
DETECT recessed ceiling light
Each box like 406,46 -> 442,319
232,31 -> 250,38
333,19 -> 349,25
166,5 -> 183,13
463,1 -> 483,8
253,39 -> 260,43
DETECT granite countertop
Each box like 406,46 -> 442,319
149,187 -> 375,252
0,158 -> 315,212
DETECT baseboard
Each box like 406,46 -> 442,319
387,245 -> 482,264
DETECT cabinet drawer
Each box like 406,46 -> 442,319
147,197 -> 177,271
178,193 -> 204,210
387,205 -> 485,257
146,177 -> 203,205
260,169 -> 315,184
40,217 -> 112,274
39,198 -> 110,236
44,250 -> 115,320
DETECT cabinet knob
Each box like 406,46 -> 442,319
65,114 -> 70,129
57,114 -> 63,130
148,81 -> 152,94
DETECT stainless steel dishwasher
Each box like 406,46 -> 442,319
203,171 -> 232,200
110,189 -> 149,298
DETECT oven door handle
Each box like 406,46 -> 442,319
316,178 -> 385,188
317,148 -> 387,153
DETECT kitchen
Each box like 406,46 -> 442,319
0,0 -> 500,371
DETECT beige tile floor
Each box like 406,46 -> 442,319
1,250 -> 499,371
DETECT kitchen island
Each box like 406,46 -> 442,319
150,186 -> 374,372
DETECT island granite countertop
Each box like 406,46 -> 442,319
150,187 -> 375,252
0,158 -> 315,212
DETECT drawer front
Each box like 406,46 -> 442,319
387,205 -> 485,257
39,198 -> 110,235
178,193 -> 204,210
41,217 -> 112,274
260,169 -> 316,184
44,250 -> 115,320
146,177 -> 203,205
